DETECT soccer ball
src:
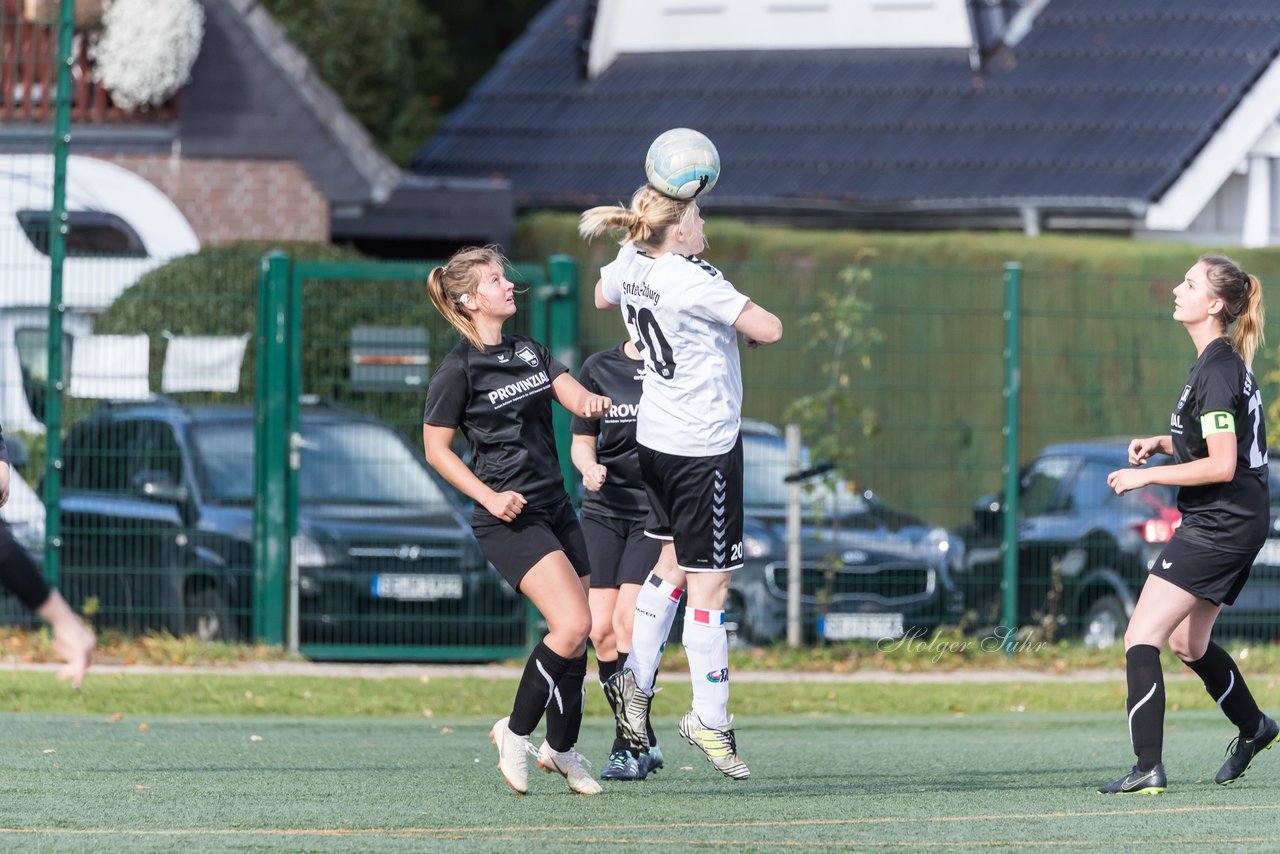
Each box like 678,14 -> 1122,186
644,128 -> 720,201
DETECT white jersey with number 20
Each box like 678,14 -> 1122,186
599,242 -> 750,457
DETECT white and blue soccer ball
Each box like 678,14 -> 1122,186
644,128 -> 720,200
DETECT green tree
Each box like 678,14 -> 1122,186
260,0 -> 456,167
783,251 -> 884,479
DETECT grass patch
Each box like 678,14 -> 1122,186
8,668 -> 1280,719
5,710 -> 1280,851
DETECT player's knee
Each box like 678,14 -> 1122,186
1168,634 -> 1204,662
589,623 -> 612,651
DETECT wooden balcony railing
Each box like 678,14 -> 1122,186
1,0 -> 180,125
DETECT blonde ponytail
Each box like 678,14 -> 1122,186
579,185 -> 700,252
1236,273 -> 1266,368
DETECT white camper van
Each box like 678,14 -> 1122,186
0,155 -> 199,435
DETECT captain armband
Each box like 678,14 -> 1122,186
1200,411 -> 1235,436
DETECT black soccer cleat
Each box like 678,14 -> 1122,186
1216,715 -> 1280,785
1097,763 -> 1167,795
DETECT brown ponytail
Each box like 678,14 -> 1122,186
1200,253 -> 1266,367
425,245 -> 507,351
579,184 -> 701,252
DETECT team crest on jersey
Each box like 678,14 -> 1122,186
516,346 -> 539,367
495,352 -> 511,363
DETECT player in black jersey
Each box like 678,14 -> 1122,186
1098,254 -> 1274,795
0,425 -> 95,688
570,339 -> 670,781
581,187 -> 783,780
422,246 -> 612,796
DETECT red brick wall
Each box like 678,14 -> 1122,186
94,154 -> 330,245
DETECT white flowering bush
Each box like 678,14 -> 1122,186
93,0 -> 205,110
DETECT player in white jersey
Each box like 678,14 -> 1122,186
580,185 -> 782,779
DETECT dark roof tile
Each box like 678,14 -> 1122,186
412,0 -> 1280,213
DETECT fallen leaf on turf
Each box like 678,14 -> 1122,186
303,690 -> 312,699
419,675 -> 430,684
440,727 -> 453,734
42,749 -> 55,754
139,723 -> 150,732
110,712 -> 124,722
681,766 -> 694,771
422,708 -> 433,718
250,735 -> 263,742
244,691 -> 254,700
135,785 -> 149,790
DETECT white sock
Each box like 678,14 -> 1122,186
623,572 -> 683,694
683,607 -> 730,728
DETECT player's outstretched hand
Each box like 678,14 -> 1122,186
484,490 -> 527,522
582,464 -> 607,492
37,592 -> 95,690
1127,437 -> 1161,466
1106,467 -> 1147,497
581,394 -> 611,418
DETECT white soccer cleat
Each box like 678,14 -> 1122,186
678,710 -> 750,780
536,741 -> 603,795
489,716 -> 530,794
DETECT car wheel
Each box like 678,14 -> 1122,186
1081,595 -> 1127,650
184,587 -> 238,643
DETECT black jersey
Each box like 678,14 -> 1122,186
422,334 -> 568,520
1170,337 -> 1269,551
571,343 -> 648,521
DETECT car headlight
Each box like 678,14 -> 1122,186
918,526 -> 962,569
744,532 -> 772,559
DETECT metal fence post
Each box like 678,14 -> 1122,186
1000,262 -> 1022,651
546,255 -> 580,494
40,0 -> 75,584
785,424 -> 803,648
253,252 -> 290,644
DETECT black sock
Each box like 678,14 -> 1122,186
545,652 -> 587,752
510,641 -> 573,736
0,529 -> 51,611
1126,644 -> 1165,771
1181,641 -> 1265,735
597,655 -> 619,684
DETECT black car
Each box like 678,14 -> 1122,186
957,439 -> 1182,647
56,399 -> 522,649
725,422 -> 964,645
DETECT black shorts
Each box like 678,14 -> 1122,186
1148,535 -> 1260,606
638,436 -> 744,573
471,497 -> 591,592
582,513 -> 660,589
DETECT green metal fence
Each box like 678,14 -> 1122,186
8,238 -> 1280,653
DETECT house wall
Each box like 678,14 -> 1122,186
93,154 -> 329,246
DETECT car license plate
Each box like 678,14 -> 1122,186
371,574 -> 462,601
820,612 -> 904,641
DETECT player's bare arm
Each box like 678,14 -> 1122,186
552,373 -> 611,419
422,424 -> 526,521
594,279 -> 617,310
733,300 -> 783,349
570,434 -> 608,491
1109,431 -> 1236,495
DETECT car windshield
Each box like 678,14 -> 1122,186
191,419 -> 454,510
742,433 -> 868,515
